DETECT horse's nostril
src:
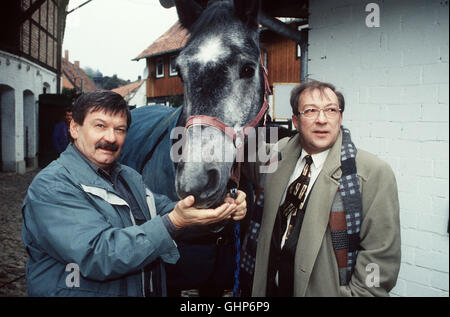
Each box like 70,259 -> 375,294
198,168 -> 220,199
176,162 -> 226,207
206,169 -> 219,189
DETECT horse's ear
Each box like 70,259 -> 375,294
234,0 -> 260,29
174,0 -> 203,30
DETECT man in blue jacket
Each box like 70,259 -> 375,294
21,90 -> 246,297
52,108 -> 72,154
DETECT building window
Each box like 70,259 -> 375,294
169,56 -> 178,77
156,58 -> 164,78
43,83 -> 50,94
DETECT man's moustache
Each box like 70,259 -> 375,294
95,142 -> 118,152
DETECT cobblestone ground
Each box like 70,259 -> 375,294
0,169 -> 231,297
0,169 -> 39,297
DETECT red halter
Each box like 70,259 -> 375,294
185,66 -> 271,187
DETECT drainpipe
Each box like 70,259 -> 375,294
258,13 -> 304,43
299,27 -> 309,82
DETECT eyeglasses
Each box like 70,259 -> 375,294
297,106 -> 342,120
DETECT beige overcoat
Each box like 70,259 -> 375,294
251,132 -> 401,296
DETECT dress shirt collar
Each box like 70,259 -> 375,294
299,148 -> 330,170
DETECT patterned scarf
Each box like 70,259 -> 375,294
330,127 -> 362,285
240,126 -> 362,293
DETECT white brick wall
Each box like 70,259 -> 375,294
309,0 -> 449,296
0,50 -> 57,173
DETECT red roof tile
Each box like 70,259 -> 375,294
62,58 -> 98,93
111,80 -> 144,98
134,21 -> 189,60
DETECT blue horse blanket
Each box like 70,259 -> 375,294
120,105 -> 182,202
119,104 -> 237,291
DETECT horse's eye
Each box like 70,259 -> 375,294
240,64 -> 255,79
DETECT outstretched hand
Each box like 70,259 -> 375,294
168,195 -> 236,230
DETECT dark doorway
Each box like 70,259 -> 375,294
38,94 -> 71,168
0,84 -> 16,172
0,91 -> 2,172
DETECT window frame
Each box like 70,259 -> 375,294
155,58 -> 164,79
169,55 -> 178,77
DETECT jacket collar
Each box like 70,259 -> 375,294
58,144 -> 120,191
58,144 -> 151,220
265,133 -> 304,215
267,130 -> 343,198
321,131 -> 343,180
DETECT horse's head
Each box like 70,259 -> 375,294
173,0 -> 265,208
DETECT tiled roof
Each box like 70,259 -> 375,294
111,80 -> 144,98
133,19 -> 285,62
62,58 -> 98,92
134,21 -> 189,60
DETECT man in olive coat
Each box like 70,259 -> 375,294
251,81 -> 400,296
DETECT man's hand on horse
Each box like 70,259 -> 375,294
224,190 -> 247,221
168,196 -> 236,229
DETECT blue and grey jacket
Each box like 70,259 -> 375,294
21,144 -> 179,296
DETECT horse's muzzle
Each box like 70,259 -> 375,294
175,160 -> 231,208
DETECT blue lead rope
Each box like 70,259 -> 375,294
233,220 -> 241,297
228,187 -> 241,297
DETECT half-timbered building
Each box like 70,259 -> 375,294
0,0 -> 69,173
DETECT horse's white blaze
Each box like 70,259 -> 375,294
195,37 -> 227,64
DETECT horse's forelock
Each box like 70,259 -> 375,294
188,1 -> 239,39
